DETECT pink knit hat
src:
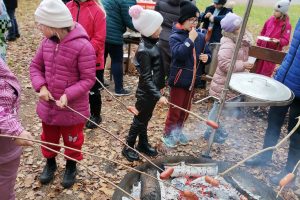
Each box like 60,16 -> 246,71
221,13 -> 242,33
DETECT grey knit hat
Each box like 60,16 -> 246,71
275,0 -> 291,15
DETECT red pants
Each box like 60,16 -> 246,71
41,122 -> 85,161
164,87 -> 194,136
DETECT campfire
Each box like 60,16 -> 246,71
112,156 -> 282,200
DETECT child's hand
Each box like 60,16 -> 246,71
199,53 -> 209,63
158,96 -> 168,105
209,15 -> 214,22
15,130 -> 34,146
189,28 -> 198,42
56,94 -> 68,108
160,89 -> 165,95
244,62 -> 254,70
205,12 -> 212,18
39,86 -> 54,102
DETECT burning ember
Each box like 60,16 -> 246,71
122,162 -> 261,200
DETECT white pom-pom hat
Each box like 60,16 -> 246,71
129,5 -> 163,37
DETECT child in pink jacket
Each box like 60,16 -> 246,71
0,58 -> 33,200
255,0 -> 292,77
67,0 -> 106,129
204,13 -> 253,143
30,0 -> 96,188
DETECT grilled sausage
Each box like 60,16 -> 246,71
279,173 -> 295,187
159,167 -> 174,180
206,120 -> 219,129
182,190 -> 198,200
205,176 -> 220,187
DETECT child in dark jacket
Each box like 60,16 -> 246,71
162,1 -> 211,148
67,0 -> 106,129
200,0 -> 231,43
122,5 -> 167,162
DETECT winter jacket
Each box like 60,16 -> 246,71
30,23 -> 96,126
102,0 -> 136,45
67,0 -> 106,70
257,15 -> 292,51
3,0 -> 17,10
209,31 -> 252,99
200,5 -> 231,43
155,0 -> 195,42
168,24 -> 211,89
275,19 -> 300,98
0,58 -> 23,164
134,36 -> 165,102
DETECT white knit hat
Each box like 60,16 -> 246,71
275,0 -> 291,15
129,5 -> 163,37
35,0 -> 74,28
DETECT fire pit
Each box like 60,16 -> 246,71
112,156 -> 282,200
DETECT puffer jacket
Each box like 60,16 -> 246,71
67,0 -> 106,70
168,24 -> 211,89
275,19 -> 300,98
0,58 -> 22,164
30,23 -> 96,126
134,36 -> 165,101
200,5 -> 231,43
155,0 -> 195,42
102,0 -> 136,45
209,31 -> 252,99
257,15 -> 291,51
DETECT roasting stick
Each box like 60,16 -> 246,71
167,101 -> 219,129
276,160 -> 300,198
38,144 -> 137,200
0,134 -> 187,194
95,78 -> 138,115
220,117 -> 300,177
64,104 -> 164,172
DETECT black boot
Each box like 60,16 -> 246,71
136,131 -> 158,157
122,118 -> 140,162
40,157 -> 57,184
62,160 -> 77,188
86,91 -> 102,129
245,152 -> 272,167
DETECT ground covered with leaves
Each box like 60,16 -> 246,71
7,0 -> 299,199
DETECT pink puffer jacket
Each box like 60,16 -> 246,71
30,23 -> 96,126
209,31 -> 252,99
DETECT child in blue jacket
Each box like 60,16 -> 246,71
162,0 -> 211,148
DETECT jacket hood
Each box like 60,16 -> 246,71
59,23 -> 90,44
0,59 -> 17,82
171,23 -> 189,35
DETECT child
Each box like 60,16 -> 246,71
0,58 -> 33,200
122,5 -> 167,162
30,0 -> 96,188
204,13 -> 253,143
162,1 -> 211,148
0,0 -> 11,61
255,0 -> 291,77
200,0 -> 231,43
67,0 -> 106,129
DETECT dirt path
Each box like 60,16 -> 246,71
6,0 -> 299,200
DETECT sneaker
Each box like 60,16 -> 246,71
86,115 -> 102,129
115,88 -> 131,96
178,133 -> 189,145
161,136 -> 177,148
203,130 -> 227,144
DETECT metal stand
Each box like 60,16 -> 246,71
202,0 -> 254,158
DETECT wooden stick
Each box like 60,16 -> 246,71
0,134 -> 182,192
220,117 -> 300,176
65,104 -> 164,172
38,143 -> 137,200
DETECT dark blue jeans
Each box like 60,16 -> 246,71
104,43 -> 124,93
263,97 -> 300,172
7,8 -> 19,39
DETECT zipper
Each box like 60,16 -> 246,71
75,0 -> 81,22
